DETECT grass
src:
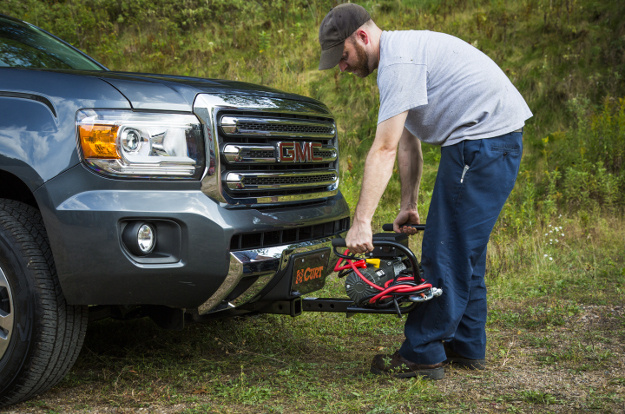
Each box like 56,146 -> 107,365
1,0 -> 624,412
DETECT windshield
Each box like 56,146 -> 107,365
0,16 -> 105,71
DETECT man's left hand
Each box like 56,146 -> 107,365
393,209 -> 420,235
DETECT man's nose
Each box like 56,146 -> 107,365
338,61 -> 348,72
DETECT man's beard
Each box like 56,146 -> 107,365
350,40 -> 371,78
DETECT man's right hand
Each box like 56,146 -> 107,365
393,209 -> 420,235
345,220 -> 374,254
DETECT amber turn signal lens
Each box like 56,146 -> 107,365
78,124 -> 120,159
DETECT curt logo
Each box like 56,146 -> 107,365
295,266 -> 324,284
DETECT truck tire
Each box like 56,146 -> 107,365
0,199 -> 88,407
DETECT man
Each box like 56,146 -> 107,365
318,4 -> 532,380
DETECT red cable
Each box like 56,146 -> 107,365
335,250 -> 384,291
370,283 -> 432,303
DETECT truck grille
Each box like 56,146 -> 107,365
217,112 -> 339,204
230,217 -> 350,250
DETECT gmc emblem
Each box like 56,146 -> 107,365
279,142 -> 323,162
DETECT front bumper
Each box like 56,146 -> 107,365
197,235 -> 345,314
35,164 -> 350,309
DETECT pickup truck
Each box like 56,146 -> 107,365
0,14 -> 349,406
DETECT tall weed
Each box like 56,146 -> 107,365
547,97 -> 625,212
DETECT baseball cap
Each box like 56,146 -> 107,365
318,3 -> 371,70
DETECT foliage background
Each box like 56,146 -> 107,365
0,0 -> 625,290
2,0 -> 624,306
3,0 -> 623,228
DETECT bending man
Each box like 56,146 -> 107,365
318,4 -> 532,380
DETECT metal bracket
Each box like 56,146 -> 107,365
300,298 -> 419,315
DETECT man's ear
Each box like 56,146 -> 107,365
355,28 -> 369,45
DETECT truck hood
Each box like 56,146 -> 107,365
94,71 -> 330,114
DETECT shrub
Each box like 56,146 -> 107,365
539,97 -> 625,214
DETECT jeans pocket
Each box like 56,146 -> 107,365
488,142 -> 521,156
462,139 -> 483,167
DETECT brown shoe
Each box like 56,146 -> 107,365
370,351 -> 445,379
443,343 -> 486,370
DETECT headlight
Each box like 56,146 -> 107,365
76,110 -> 205,179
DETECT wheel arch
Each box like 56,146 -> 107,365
0,170 -> 38,209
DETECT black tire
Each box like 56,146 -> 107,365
0,199 -> 88,407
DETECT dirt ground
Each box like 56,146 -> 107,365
5,302 -> 625,414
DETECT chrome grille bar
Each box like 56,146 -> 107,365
223,145 -> 275,164
225,171 -> 338,190
223,144 -> 337,164
220,116 -> 335,138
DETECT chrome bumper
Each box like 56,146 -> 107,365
197,233 -> 346,315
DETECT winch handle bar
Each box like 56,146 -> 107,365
381,223 -> 426,232
331,238 -> 420,274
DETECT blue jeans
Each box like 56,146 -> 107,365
399,131 -> 523,365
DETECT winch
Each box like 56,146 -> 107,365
344,256 -> 407,306
331,224 -> 443,317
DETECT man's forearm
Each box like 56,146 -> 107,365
353,145 -> 397,225
351,113 -> 408,227
398,129 -> 423,210
344,112 -> 408,253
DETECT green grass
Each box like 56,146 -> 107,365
57,314 -> 442,411
1,0 -> 625,412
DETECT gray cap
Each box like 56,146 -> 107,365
318,4 -> 371,70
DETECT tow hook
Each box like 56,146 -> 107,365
409,287 -> 443,302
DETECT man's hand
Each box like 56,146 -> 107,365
393,209 -> 420,235
345,219 -> 373,254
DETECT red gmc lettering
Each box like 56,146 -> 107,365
279,142 -> 323,162
279,142 -> 294,162
295,142 -> 311,162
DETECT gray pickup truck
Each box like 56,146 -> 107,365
0,15 -> 349,405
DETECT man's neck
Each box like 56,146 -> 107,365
370,28 -> 382,70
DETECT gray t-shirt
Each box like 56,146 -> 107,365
377,30 -> 532,146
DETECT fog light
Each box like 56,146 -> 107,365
122,222 -> 156,257
137,224 -> 155,254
